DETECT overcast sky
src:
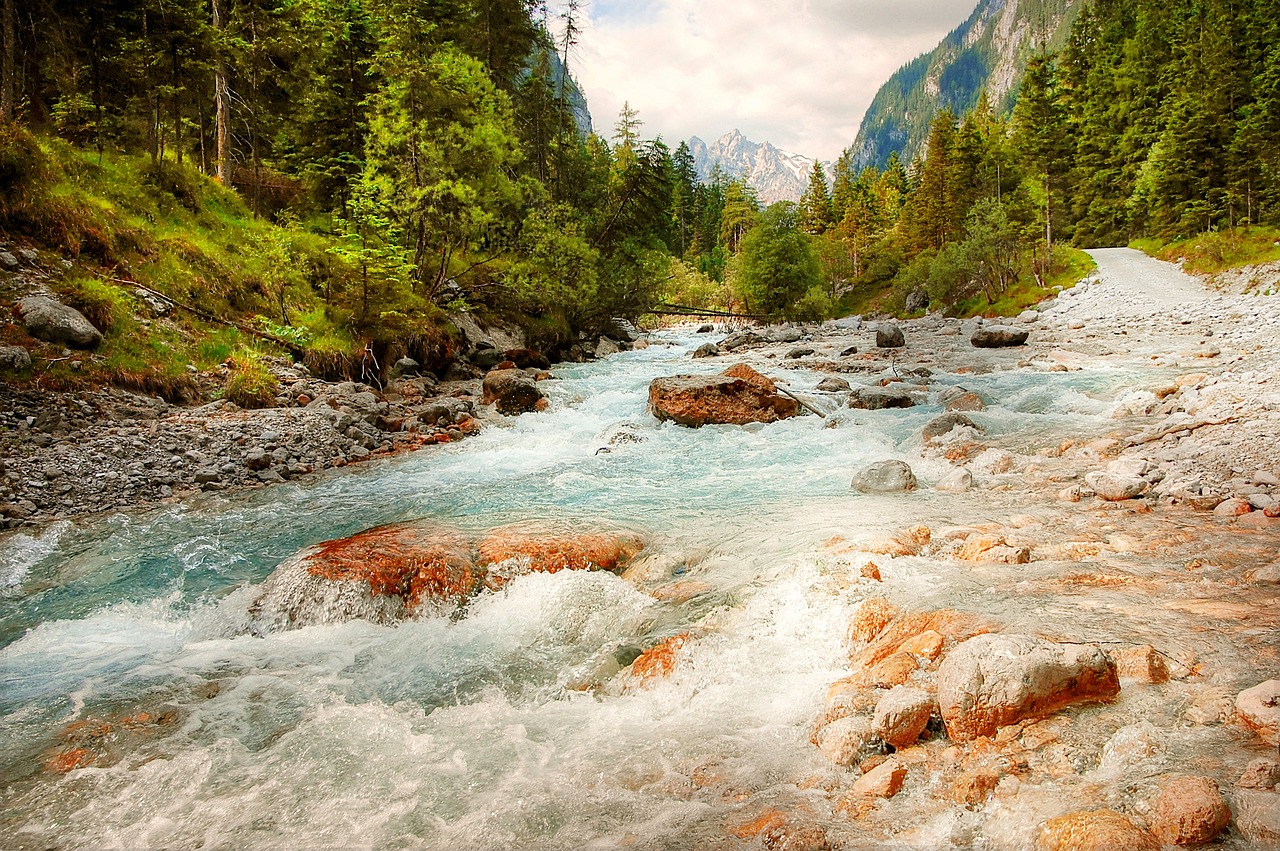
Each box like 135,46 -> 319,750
545,0 -> 978,162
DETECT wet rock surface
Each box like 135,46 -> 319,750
648,363 -> 800,427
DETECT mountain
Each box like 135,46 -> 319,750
849,0 -> 1082,170
688,130 -> 824,206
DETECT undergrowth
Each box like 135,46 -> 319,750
1132,226 -> 1280,275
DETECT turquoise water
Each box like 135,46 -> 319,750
0,331 -> 1212,850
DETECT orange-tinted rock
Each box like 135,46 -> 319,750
849,596 -> 898,645
815,715 -> 876,766
1112,645 -> 1171,684
852,652 -> 920,688
626,634 -> 690,684
307,524 -> 478,610
898,630 -> 946,662
482,369 -> 545,414
937,635 -> 1120,741
873,686 -> 935,749
648,364 -> 799,427
1036,809 -> 1159,851
814,678 -> 878,732
850,759 -> 907,798
956,533 -> 1008,561
860,562 -> 882,581
948,765 -> 1003,806
849,609 -> 990,674
45,747 -> 93,773
1151,775 -> 1231,845
478,529 -> 643,587
1237,679 -> 1280,746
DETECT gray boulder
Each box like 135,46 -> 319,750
937,634 -> 1120,740
1085,471 -> 1147,501
852,460 -> 918,494
816,377 -> 851,393
595,337 -> 622,358
786,346 -> 815,359
692,343 -> 720,359
720,330 -> 764,351
904,289 -> 928,313
848,386 -> 916,410
391,356 -> 420,377
0,251 -> 18,271
0,345 -> 32,372
876,324 -> 905,348
971,325 -> 1029,348
769,327 -> 803,344
922,412 -> 984,442
17,296 -> 103,349
696,324 -> 714,334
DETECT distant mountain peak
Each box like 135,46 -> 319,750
687,130 -> 825,205
849,0 -> 1081,170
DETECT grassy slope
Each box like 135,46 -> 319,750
0,130 -> 361,402
1131,226 -> 1280,276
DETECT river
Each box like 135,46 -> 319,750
1,326 -> 1273,849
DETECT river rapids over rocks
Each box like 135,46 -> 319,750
2,250 -> 1279,849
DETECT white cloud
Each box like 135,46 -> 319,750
549,0 -> 976,162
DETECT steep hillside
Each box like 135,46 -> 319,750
688,130 -> 827,205
850,0 -> 1082,169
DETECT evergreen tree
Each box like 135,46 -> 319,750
797,161 -> 834,234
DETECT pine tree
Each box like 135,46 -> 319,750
797,161 -> 834,235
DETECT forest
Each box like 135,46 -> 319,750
1,0 -> 1278,389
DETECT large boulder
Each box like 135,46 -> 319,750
16,295 -> 103,349
936,634 -> 1120,740
648,364 -> 799,427
971,325 -> 1029,348
0,345 -> 32,372
247,524 -> 478,631
876,323 -> 905,348
1085,471 -> 1147,502
852,460 -> 918,494
848,386 -> 915,410
482,369 -> 546,415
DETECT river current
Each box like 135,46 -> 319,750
0,330 -> 1265,849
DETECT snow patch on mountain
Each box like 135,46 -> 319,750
687,130 -> 829,206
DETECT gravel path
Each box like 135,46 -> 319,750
1080,247 -> 1214,318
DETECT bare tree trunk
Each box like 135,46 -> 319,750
213,0 -> 231,186
0,0 -> 14,123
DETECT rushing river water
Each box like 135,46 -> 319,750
0,331 -> 1271,849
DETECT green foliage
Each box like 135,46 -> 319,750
225,352 -> 281,409
735,204 -> 822,318
1131,226 -> 1280,274
56,276 -> 136,332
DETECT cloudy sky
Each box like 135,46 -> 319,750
546,0 -> 978,162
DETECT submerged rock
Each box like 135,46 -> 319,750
1036,810 -> 1159,851
648,364 -> 799,427
692,342 -> 720,359
936,634 -> 1120,740
852,460 -> 918,494
477,528 -> 643,588
815,376 -> 851,393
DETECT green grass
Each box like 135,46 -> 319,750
1131,226 -> 1280,275
949,247 -> 1094,318
0,127 -> 380,397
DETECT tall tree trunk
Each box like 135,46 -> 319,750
0,0 -> 14,123
213,0 -> 231,186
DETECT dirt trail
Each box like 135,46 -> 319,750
1084,247 -> 1214,314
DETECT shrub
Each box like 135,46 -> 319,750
225,353 -> 280,409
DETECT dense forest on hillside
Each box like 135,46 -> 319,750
0,0 -> 1277,397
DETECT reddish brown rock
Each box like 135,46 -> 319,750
1036,809 -> 1159,851
849,609 -> 989,674
849,596 -> 898,645
648,364 -> 799,427
937,634 -> 1120,741
850,759 -> 907,799
852,652 -> 920,688
625,634 -> 691,687
482,369 -> 546,415
477,529 -> 643,587
1112,645 -> 1170,684
872,686 -> 935,749
1151,775 -> 1231,845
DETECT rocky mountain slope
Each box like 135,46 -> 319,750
688,130 -> 826,205
849,0 -> 1082,170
